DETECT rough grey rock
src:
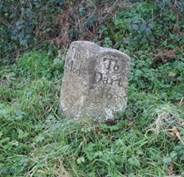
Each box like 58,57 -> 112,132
60,41 -> 130,120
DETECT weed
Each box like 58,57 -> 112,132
1,1 -> 184,176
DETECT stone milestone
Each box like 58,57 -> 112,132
60,41 -> 131,120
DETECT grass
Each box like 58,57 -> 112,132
0,48 -> 184,177
1,1 -> 184,176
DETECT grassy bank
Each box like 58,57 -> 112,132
1,1 -> 184,177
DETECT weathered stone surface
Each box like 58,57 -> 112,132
60,41 -> 130,120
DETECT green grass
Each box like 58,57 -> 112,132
1,1 -> 184,176
0,48 -> 184,177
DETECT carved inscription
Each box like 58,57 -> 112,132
89,55 -> 127,102
65,47 -> 91,76
93,71 -> 123,87
66,53 -> 126,90
60,41 -> 130,120
103,57 -> 120,71
92,56 -> 125,88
